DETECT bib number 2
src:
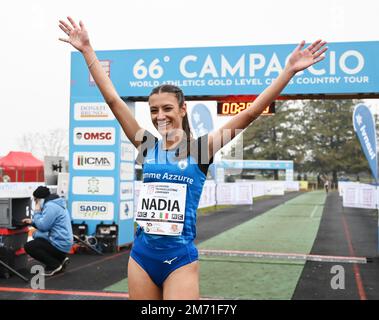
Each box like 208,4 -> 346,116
135,182 -> 187,236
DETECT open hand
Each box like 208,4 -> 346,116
58,16 -> 90,52
287,40 -> 328,74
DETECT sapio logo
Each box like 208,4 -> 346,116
73,128 -> 115,145
72,201 -> 114,220
79,205 -> 107,213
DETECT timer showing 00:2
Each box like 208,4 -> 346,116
217,102 -> 274,116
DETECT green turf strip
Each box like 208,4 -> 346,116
106,191 -> 326,299
106,277 -> 129,293
198,191 -> 326,299
199,258 -> 305,299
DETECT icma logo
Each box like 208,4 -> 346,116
73,152 -> 115,170
78,156 -> 111,166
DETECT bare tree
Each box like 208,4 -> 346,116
18,133 -> 39,155
18,128 -> 69,159
40,129 -> 69,158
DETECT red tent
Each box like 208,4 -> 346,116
0,152 -> 44,182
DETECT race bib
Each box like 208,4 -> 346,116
135,182 -> 187,236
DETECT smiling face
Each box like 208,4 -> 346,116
148,92 -> 187,137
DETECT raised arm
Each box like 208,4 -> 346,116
59,17 -> 143,147
208,39 -> 328,158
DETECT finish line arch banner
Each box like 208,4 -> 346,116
70,41 -> 379,98
69,41 -> 379,245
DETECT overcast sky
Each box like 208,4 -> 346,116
0,0 -> 378,157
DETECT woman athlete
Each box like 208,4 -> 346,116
58,16 -> 327,300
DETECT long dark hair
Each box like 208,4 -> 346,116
149,84 -> 193,159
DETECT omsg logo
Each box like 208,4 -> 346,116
73,127 -> 115,145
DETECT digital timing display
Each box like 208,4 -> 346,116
217,101 -> 275,116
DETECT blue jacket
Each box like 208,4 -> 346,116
32,195 -> 73,253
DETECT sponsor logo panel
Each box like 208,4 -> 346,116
120,201 -> 134,220
73,152 -> 115,170
121,143 -> 135,161
120,162 -> 135,180
74,102 -> 115,121
73,127 -> 115,145
120,182 -> 134,200
72,176 -> 115,195
72,201 -> 114,220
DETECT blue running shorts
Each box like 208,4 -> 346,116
130,236 -> 198,287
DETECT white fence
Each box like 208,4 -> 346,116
284,181 -> 301,192
249,181 -> 287,197
198,181 -> 217,208
135,180 -> 299,209
216,182 -> 253,206
339,181 -> 379,209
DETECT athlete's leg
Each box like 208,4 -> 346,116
162,261 -> 199,300
127,256 -> 163,300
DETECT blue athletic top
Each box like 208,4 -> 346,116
135,132 -> 211,249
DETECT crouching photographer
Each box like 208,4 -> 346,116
23,186 -> 73,276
